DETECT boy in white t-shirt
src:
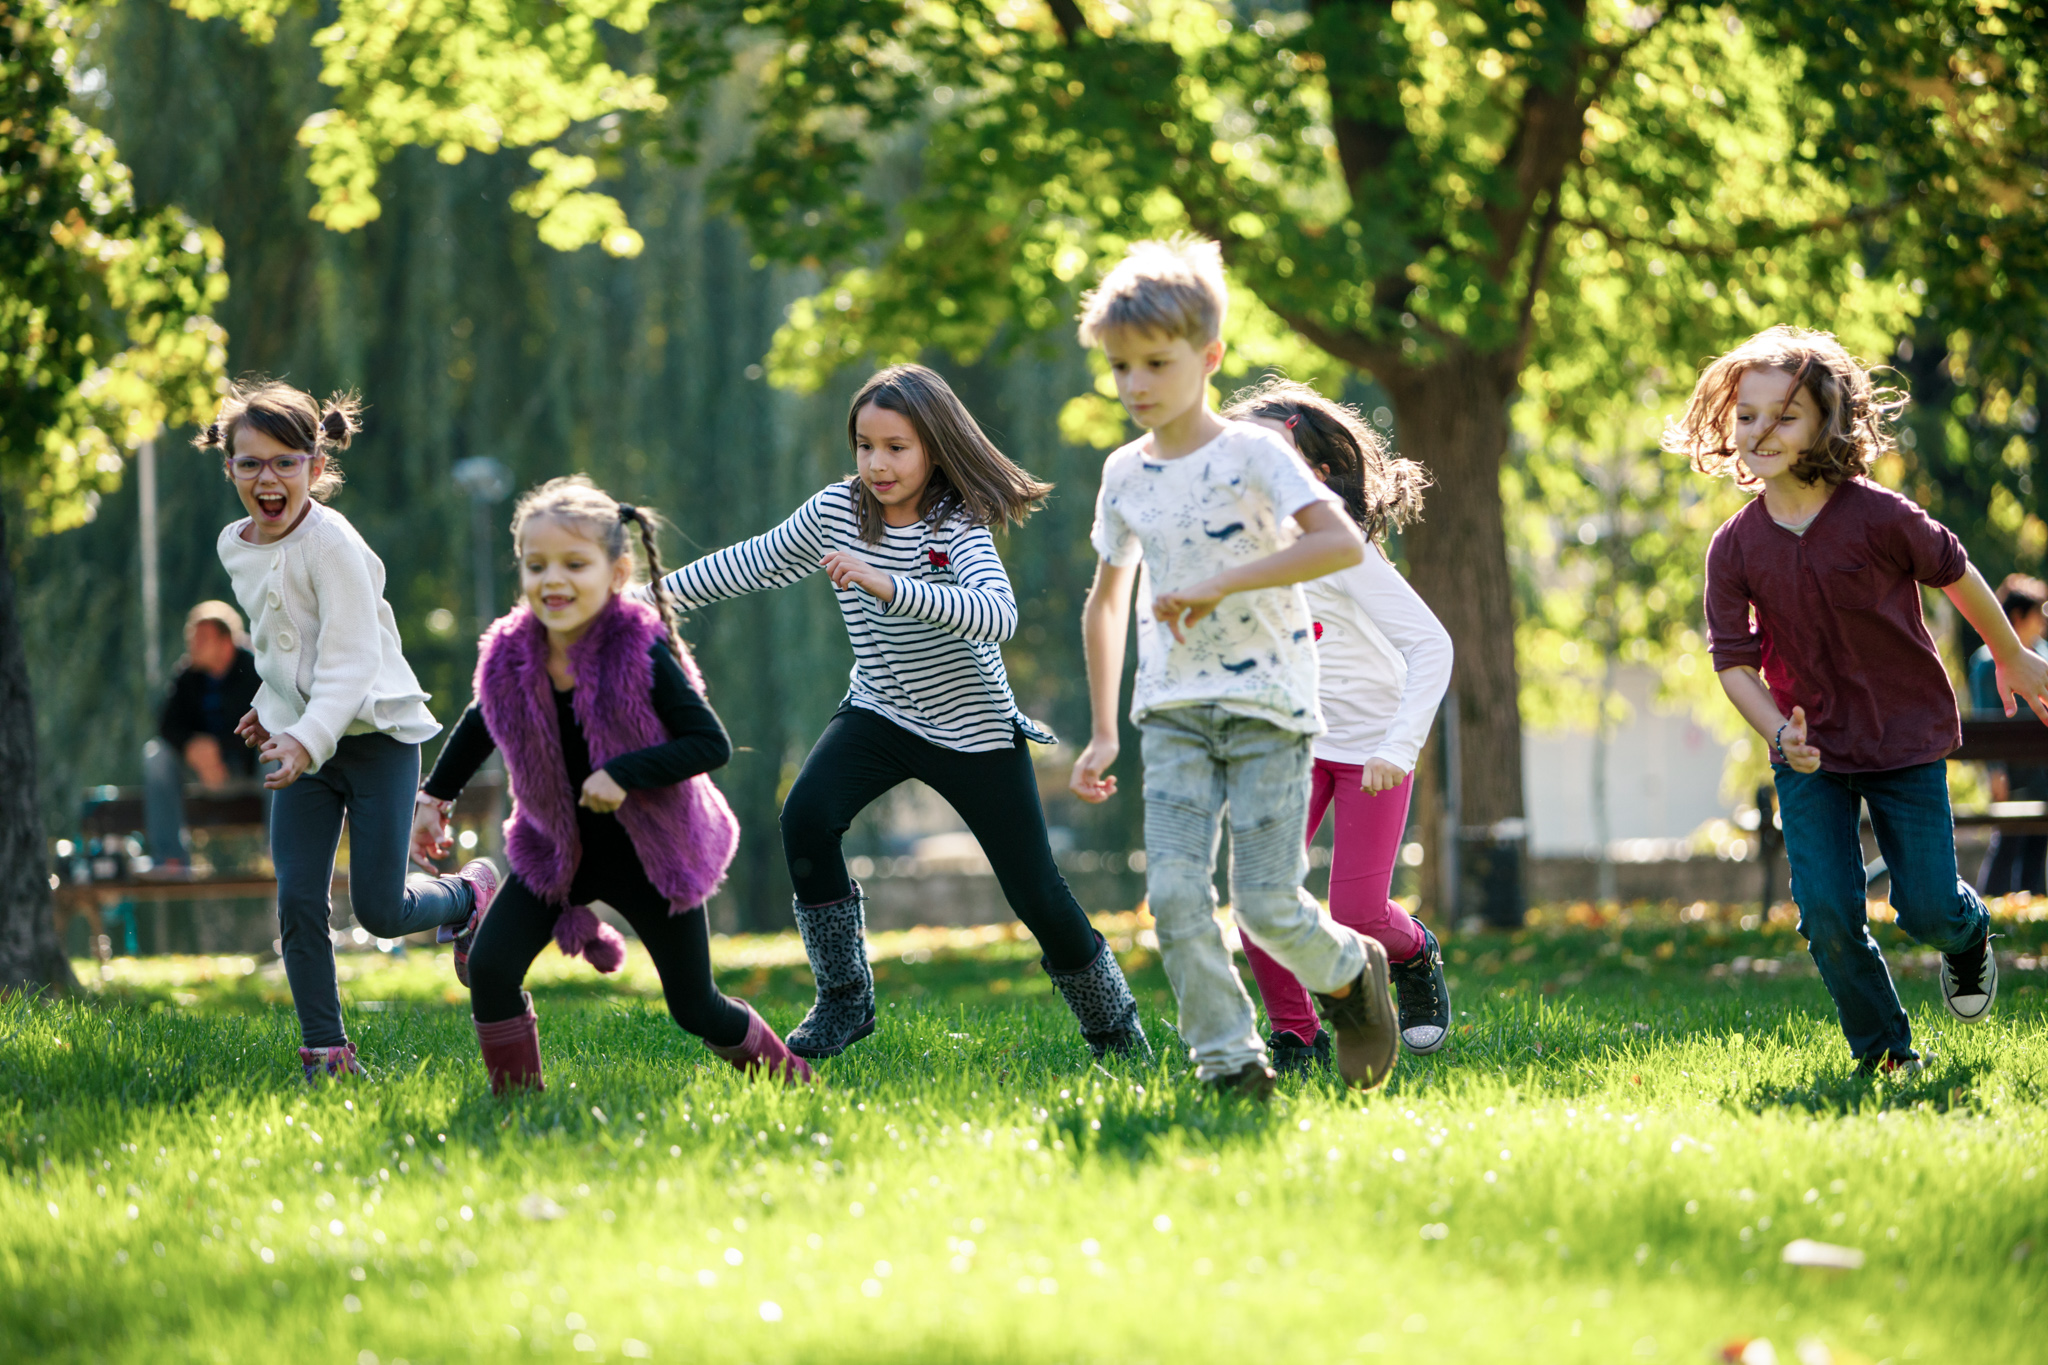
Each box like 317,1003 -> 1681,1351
1068,237 -> 1400,1096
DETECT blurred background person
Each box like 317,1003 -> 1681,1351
144,600 -> 262,872
1970,574 -> 2048,895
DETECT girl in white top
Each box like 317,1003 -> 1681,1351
1223,379 -> 1456,1067
201,381 -> 496,1082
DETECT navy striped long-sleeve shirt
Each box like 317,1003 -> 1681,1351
658,481 -> 1053,752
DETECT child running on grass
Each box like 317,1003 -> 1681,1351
654,364 -> 1149,1063
413,477 -> 808,1093
1222,379 -> 1455,1073
1668,325 -> 2047,1074
1068,237 -> 1399,1098
200,381 -> 493,1081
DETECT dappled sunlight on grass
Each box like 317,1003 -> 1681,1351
8,906 -> 2046,1362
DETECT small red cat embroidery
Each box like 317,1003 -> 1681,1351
927,549 -> 950,569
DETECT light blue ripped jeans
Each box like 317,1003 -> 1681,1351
1140,706 -> 1366,1080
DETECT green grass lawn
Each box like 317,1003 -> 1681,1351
6,904 -> 2047,1364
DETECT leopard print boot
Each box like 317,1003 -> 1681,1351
786,883 -> 877,1059
1045,932 -> 1151,1060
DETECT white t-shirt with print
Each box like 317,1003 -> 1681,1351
1090,421 -> 1343,734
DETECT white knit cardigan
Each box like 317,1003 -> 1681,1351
216,501 -> 439,771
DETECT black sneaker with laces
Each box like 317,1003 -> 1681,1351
1267,1029 -> 1331,1078
1940,930 -> 1998,1023
1390,924 -> 1451,1055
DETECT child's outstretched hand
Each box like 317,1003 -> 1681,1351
1069,737 -> 1119,804
1360,758 -> 1408,793
580,769 -> 628,814
821,551 -> 896,604
259,733 -> 312,788
410,801 -> 452,870
234,708 -> 269,749
1152,579 -> 1225,644
1778,706 -> 1822,774
1995,647 -> 2048,725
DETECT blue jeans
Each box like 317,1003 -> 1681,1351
1140,707 -> 1365,1080
1774,760 -> 1990,1062
143,740 -> 272,866
272,733 -> 473,1048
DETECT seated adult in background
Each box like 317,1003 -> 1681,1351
143,601 -> 262,871
1969,574 -> 2048,896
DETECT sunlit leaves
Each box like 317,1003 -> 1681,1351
1,2 -> 227,531
172,0 -> 667,242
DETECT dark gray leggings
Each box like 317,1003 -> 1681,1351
272,732 -> 472,1048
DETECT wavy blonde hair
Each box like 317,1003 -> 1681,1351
1662,326 -> 1904,489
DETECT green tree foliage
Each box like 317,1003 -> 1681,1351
139,1 -> 2048,916
23,0 -> 1153,936
1,0 -> 225,991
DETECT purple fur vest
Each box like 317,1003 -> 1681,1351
475,596 -> 738,914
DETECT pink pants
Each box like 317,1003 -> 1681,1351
1244,759 -> 1426,1045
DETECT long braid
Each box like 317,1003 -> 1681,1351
621,506 -> 690,677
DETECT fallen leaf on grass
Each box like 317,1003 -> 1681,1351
519,1195 -> 565,1221
1781,1238 -> 1863,1269
1719,1340 -> 1777,1365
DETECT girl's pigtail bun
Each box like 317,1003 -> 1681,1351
192,421 -> 225,450
621,504 -> 691,676
318,391 -> 363,451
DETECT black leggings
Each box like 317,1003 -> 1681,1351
780,706 -> 1099,972
467,862 -> 749,1047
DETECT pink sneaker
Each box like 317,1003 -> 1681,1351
299,1042 -> 367,1081
437,859 -> 501,987
708,1003 -> 814,1084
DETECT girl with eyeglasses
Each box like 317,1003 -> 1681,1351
199,380 -> 496,1082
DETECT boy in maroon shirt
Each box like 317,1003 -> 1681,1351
1667,326 -> 2047,1074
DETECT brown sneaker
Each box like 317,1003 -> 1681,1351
1314,937 -> 1397,1091
1207,1060 -> 1278,1101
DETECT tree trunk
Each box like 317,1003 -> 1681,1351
0,500 -> 78,994
1384,348 -> 1528,925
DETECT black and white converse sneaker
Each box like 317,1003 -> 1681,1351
1389,925 -> 1452,1055
1940,931 -> 1998,1023
1266,1029 -> 1331,1078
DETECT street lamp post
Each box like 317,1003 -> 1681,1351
450,457 -> 513,631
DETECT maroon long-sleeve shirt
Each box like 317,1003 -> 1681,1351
1705,477 -> 1967,773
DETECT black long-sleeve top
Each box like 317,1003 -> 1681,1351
423,642 -> 731,872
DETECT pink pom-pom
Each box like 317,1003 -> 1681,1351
553,905 -> 626,974
582,921 -> 627,974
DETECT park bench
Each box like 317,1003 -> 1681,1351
51,770 -> 506,961
1750,713 -> 2048,914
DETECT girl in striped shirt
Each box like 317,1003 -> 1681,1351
658,364 -> 1148,1062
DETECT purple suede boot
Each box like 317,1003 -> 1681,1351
474,992 -> 545,1094
708,1003 -> 814,1084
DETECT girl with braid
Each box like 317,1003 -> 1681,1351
412,476 -> 808,1093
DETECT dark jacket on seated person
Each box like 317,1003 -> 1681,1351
159,648 -> 262,779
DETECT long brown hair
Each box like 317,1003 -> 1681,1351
509,475 -> 690,672
1662,326 -> 1904,489
1223,377 -> 1428,544
845,364 -> 1053,544
193,378 -> 361,501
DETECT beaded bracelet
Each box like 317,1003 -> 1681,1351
1772,721 -> 1790,764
